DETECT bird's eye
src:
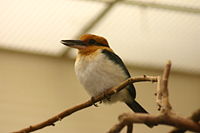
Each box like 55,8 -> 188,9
88,39 -> 96,44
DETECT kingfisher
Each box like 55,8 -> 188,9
61,34 -> 154,127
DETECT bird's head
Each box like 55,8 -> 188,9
61,34 -> 110,50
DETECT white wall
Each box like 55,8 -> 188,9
0,50 -> 199,133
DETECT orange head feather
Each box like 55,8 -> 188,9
61,34 -> 112,55
79,34 -> 109,48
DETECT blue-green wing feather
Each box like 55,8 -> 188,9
101,49 -> 136,99
101,49 -> 155,128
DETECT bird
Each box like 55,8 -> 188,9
61,34 -> 154,128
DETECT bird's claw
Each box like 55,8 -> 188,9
99,100 -> 103,104
103,92 -> 111,101
91,97 -> 99,107
93,103 -> 99,107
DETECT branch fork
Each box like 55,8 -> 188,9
12,61 -> 200,133
108,61 -> 200,133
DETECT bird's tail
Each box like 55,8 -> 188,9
125,100 -> 155,128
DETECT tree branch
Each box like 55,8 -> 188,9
107,111 -> 200,133
127,123 -> 133,133
13,61 -> 199,133
169,108 -> 200,133
160,60 -> 172,113
107,61 -> 200,133
12,76 -> 157,133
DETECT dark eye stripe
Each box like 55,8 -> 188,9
96,42 -> 109,47
87,39 -> 109,47
88,39 -> 96,44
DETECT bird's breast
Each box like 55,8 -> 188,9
75,49 -> 130,102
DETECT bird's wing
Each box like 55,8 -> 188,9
101,49 -> 136,99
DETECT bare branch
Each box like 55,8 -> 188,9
169,108 -> 200,133
160,60 -> 172,113
107,61 -> 200,133
126,124 -> 133,133
156,76 -> 162,111
155,60 -> 172,113
107,121 -> 126,133
108,112 -> 200,133
13,61 -> 199,133
12,76 -> 157,133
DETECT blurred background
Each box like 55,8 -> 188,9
0,0 -> 199,132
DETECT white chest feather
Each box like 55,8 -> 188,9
75,50 -> 131,103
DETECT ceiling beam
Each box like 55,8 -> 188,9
61,0 -> 121,57
61,0 -> 200,57
84,0 -> 200,14
124,0 -> 200,14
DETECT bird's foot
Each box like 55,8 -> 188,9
103,92 -> 111,101
99,100 -> 103,104
91,97 -> 99,107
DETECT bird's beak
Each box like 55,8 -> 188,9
60,40 -> 86,49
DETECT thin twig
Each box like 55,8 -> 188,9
160,60 -> 172,113
126,124 -> 133,133
107,121 -> 126,133
12,76 -> 157,133
156,76 -> 162,111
